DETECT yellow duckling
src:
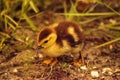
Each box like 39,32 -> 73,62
37,21 -> 85,66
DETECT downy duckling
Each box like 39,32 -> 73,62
37,21 -> 85,66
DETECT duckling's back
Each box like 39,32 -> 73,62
54,21 -> 85,48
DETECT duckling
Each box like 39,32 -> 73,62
37,21 -> 85,66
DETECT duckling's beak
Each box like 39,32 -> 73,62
36,46 -> 43,54
35,46 -> 44,59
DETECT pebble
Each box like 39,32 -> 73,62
102,68 -> 113,75
91,70 -> 99,78
13,68 -> 18,73
80,65 -> 87,70
109,19 -> 117,24
38,54 -> 43,58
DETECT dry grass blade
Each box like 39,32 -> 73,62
94,37 -> 120,48
23,13 -> 37,31
57,12 -> 118,16
29,0 -> 39,13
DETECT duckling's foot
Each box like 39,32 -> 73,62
73,59 -> 83,66
73,52 -> 84,66
43,58 -> 58,66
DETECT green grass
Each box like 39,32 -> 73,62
94,37 -> 120,48
0,0 -> 120,50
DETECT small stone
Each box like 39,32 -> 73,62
102,68 -> 113,75
109,45 -> 113,50
115,68 -> 120,73
80,65 -> 87,70
109,19 -> 117,24
38,54 -> 43,58
13,68 -> 18,73
93,66 -> 97,69
91,70 -> 99,78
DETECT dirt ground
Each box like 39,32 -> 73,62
0,0 -> 120,80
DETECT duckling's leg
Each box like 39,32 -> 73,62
73,51 -> 84,66
43,57 -> 58,66
80,51 -> 85,65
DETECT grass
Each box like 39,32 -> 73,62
0,0 -> 39,50
94,37 -> 120,48
0,0 -> 120,50
96,0 -> 120,15
0,1 -> 120,80
57,12 -> 118,16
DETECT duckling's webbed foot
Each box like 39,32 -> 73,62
73,51 -> 84,66
43,57 -> 58,66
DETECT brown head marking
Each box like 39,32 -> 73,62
38,28 -> 52,42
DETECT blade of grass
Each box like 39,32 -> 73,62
23,13 -> 37,31
101,25 -> 120,30
0,32 -> 10,38
29,0 -> 39,13
99,23 -> 120,30
4,14 -> 18,26
105,26 -> 120,30
94,37 -> 120,48
67,0 -> 78,20
63,0 -> 78,20
8,22 -> 16,30
4,14 -> 7,31
83,2 -> 98,13
63,1 -> 68,20
79,16 -> 109,24
0,38 -> 5,49
57,12 -> 117,16
97,0 -> 120,15
104,4 -> 120,15
22,0 -> 30,14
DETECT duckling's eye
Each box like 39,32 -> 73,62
44,40 -> 48,43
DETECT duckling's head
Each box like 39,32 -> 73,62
37,27 -> 57,49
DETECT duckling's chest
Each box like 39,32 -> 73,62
41,40 -> 70,57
